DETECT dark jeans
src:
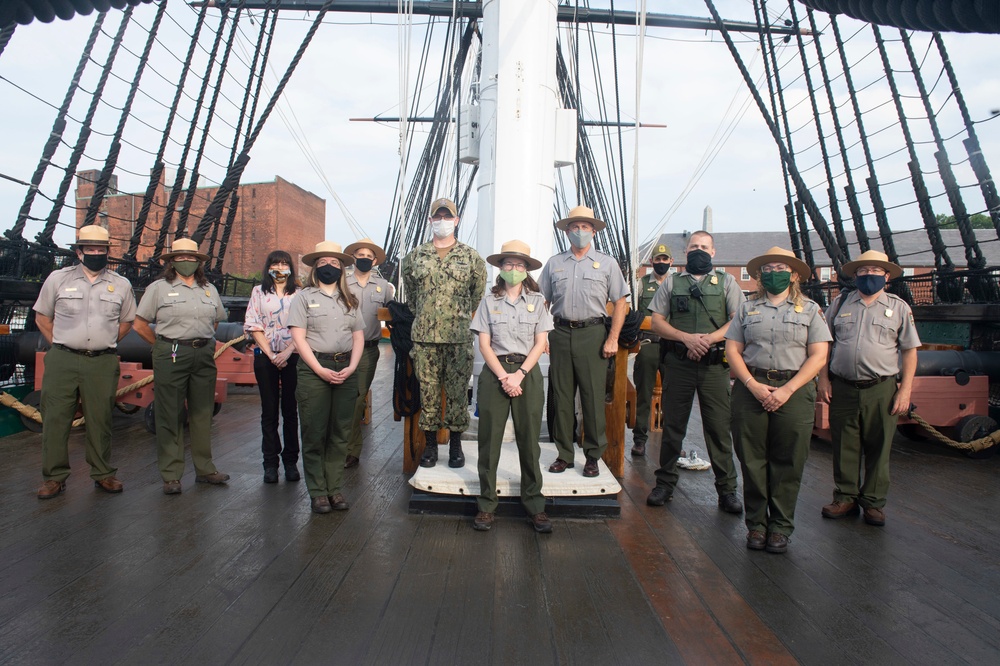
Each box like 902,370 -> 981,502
254,352 -> 300,469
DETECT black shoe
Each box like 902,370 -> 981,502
420,445 -> 439,468
646,485 -> 672,506
718,492 -> 743,514
631,442 -> 646,456
284,465 -> 301,482
263,467 -> 279,484
448,433 -> 465,468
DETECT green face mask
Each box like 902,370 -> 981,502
173,260 -> 200,277
761,270 -> 791,295
499,269 -> 527,286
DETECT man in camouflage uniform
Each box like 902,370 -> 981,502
631,243 -> 672,457
402,197 -> 487,468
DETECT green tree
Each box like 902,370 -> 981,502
935,212 -> 993,229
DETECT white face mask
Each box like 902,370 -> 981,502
431,218 -> 455,239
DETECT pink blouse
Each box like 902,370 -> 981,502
244,285 -> 295,353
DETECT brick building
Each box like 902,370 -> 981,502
75,170 -> 325,276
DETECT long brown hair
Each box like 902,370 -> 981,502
159,261 -> 209,287
753,270 -> 805,309
305,263 -> 359,311
490,274 -> 541,297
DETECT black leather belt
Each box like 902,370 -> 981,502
364,338 -> 381,348
157,335 -> 212,348
554,316 -> 605,329
316,351 -> 351,362
499,353 -> 527,364
749,366 -> 795,381
54,343 -> 114,357
832,373 -> 893,390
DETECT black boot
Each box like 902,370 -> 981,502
420,430 -> 439,468
448,431 -> 465,468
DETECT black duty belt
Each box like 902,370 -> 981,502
364,338 -> 381,348
157,335 -> 212,348
832,373 -> 893,390
554,316 -> 605,329
54,343 -> 114,357
748,366 -> 795,381
316,351 -> 351,362
499,353 -> 527,364
639,331 -> 660,342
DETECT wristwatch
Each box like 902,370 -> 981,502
517,367 -> 527,375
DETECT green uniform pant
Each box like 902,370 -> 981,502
296,358 -> 358,498
549,324 -> 608,462
412,342 -> 472,433
732,378 -> 815,536
347,344 -> 381,457
152,340 -> 219,481
829,376 -> 897,509
476,360 -> 545,515
41,346 -> 120,482
655,355 -> 737,495
631,340 -> 661,446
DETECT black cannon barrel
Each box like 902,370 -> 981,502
916,350 -> 1000,382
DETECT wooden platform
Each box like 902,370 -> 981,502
1,346 -> 998,664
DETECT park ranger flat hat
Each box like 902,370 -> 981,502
486,239 -> 543,271
302,241 -> 354,267
746,246 -> 812,281
840,250 -> 903,280
555,205 -> 607,232
344,238 -> 387,265
161,237 -> 209,261
71,225 -> 111,248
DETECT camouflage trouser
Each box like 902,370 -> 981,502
412,342 -> 472,433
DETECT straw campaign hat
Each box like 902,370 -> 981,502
840,250 -> 903,279
344,238 -> 387,265
302,241 -> 354,267
161,237 -> 209,262
486,239 -> 542,271
555,205 -> 607,232
746,246 -> 812,281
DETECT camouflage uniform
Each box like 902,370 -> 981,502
402,241 -> 487,432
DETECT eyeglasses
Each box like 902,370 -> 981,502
760,264 -> 790,274
430,213 -> 455,221
856,267 -> 886,276
502,261 -> 527,271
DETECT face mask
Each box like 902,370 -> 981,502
81,253 -> 108,272
354,257 -> 374,273
499,269 -> 527,286
856,274 -> 886,296
761,271 -> 792,295
269,268 -> 290,283
568,230 -> 593,249
173,260 -> 200,277
431,219 -> 455,239
685,249 -> 713,275
652,262 -> 671,276
316,264 -> 341,285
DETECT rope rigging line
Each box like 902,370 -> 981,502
84,0 -> 168,230
0,21 -> 15,59
628,0 -> 647,305
6,12 -> 107,242
36,7 -> 134,247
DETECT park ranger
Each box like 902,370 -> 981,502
402,197 -> 487,469
538,205 -> 629,478
33,224 -> 136,499
818,250 -> 920,527
646,230 -> 745,512
631,243 -> 672,457
344,238 -> 395,469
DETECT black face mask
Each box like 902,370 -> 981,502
652,262 -> 671,276
685,249 -> 713,275
81,253 -> 108,272
354,257 -> 374,273
315,264 -> 341,285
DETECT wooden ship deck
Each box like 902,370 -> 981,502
1,346 -> 998,665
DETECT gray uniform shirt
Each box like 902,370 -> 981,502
137,278 -> 226,339
648,269 -> 745,323
33,264 -> 136,350
727,296 -> 832,370
827,290 -> 921,380
286,286 -> 364,354
470,290 -> 554,356
347,272 -> 395,342
538,248 -> 629,320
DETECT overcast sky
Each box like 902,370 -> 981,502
1,0 -> 998,260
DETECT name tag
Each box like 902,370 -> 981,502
747,310 -> 760,316
308,303 -> 321,309
838,312 -> 851,318
64,287 -> 77,292
167,292 -> 179,297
